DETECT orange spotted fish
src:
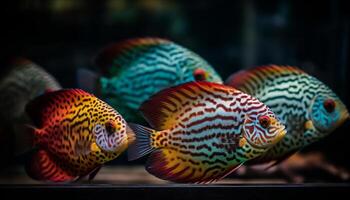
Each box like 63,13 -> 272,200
25,89 -> 134,182
128,81 -> 286,183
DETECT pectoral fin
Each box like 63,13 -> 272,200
304,120 -> 316,131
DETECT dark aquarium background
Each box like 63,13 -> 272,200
1,0 -> 349,183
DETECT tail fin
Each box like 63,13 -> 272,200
127,123 -> 156,161
76,68 -> 100,94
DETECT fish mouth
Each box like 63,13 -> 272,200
312,110 -> 350,134
270,128 -> 286,145
115,137 -> 129,153
101,136 -> 128,153
334,110 -> 350,130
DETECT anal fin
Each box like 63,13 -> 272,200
25,149 -> 77,182
146,149 -> 243,183
88,166 -> 102,181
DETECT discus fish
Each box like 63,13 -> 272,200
77,37 -> 223,123
0,57 -> 61,122
128,81 -> 286,183
0,57 -> 61,167
24,89 -> 134,182
226,65 -> 349,165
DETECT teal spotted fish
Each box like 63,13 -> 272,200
226,65 -> 349,165
78,38 -> 223,123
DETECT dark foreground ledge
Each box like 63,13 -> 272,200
1,183 -> 349,200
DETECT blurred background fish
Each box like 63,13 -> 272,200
0,58 -> 61,169
77,37 -> 223,123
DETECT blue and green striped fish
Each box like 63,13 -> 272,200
226,65 -> 349,165
78,38 -> 223,123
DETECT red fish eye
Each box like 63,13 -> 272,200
193,68 -> 207,81
259,116 -> 271,128
323,99 -> 336,113
105,121 -> 116,135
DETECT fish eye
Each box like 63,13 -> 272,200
193,68 -> 207,81
105,121 -> 116,135
323,99 -> 336,113
258,116 -> 271,128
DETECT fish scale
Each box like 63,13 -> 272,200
226,65 -> 349,164
128,81 -> 286,183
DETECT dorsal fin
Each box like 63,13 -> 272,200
1,57 -> 41,80
25,89 -> 93,127
9,57 -> 33,66
139,81 -> 234,130
225,65 -> 306,93
94,37 -> 171,75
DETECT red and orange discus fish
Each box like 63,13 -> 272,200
128,81 -> 286,183
25,89 -> 134,182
